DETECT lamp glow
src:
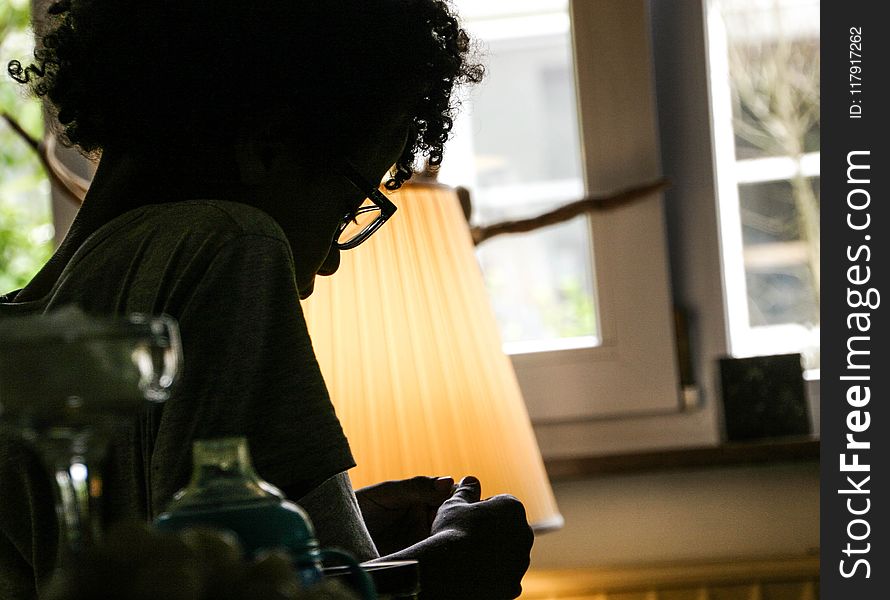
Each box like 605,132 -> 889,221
303,182 -> 563,532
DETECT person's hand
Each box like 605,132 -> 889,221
426,476 -> 534,599
40,521 -> 358,600
355,476 -> 455,555
432,477 -> 534,600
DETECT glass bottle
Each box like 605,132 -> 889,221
153,437 -> 325,587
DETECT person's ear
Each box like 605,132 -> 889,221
234,113 -> 290,186
235,135 -> 288,186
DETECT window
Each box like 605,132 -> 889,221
651,0 -> 821,440
706,0 -> 820,371
438,0 -> 594,354
0,0 -> 53,293
442,1 -> 683,457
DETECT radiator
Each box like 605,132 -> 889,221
520,555 -> 819,600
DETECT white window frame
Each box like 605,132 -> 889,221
647,0 -> 821,444
497,0 -> 685,458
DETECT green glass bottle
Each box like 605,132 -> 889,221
153,437 -> 325,587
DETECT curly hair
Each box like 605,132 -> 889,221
8,0 -> 483,190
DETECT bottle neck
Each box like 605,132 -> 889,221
169,437 -> 285,511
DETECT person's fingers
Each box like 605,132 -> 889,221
397,476 -> 455,502
484,494 -> 529,521
485,494 -> 534,546
434,475 -> 457,494
364,476 -> 455,507
449,475 -> 482,503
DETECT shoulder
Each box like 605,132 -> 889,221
32,199 -> 296,315
140,200 -> 288,242
82,199 -> 294,272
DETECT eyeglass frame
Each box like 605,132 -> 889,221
335,161 -> 398,250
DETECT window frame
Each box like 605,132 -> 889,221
500,0 -> 686,458
649,0 -> 821,446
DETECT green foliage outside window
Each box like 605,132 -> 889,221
1,0 -> 53,295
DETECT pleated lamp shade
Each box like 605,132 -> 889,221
302,182 -> 563,532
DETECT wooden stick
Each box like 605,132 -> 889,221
2,112 -> 88,205
3,111 -> 671,237
470,177 -> 671,245
1,111 -> 40,152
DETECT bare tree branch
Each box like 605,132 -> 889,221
727,8 -> 820,307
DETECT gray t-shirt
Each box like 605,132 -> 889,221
0,199 -> 356,596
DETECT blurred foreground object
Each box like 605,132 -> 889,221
0,307 -> 180,559
41,522 -> 359,600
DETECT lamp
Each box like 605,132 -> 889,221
302,181 -> 563,532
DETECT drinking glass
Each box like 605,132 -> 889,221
0,307 -> 181,563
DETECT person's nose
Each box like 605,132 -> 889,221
317,245 -> 341,276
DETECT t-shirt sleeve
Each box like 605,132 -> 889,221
297,472 -> 379,561
147,232 -> 354,515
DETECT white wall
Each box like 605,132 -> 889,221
531,461 -> 819,569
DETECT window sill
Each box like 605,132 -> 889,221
543,435 -> 819,480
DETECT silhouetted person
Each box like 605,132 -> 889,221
1,1 -> 533,598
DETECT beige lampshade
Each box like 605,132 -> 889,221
302,182 -> 562,532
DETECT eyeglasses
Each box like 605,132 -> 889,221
335,162 -> 398,250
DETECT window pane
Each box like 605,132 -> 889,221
469,36 -> 582,190
722,0 -> 820,161
478,218 -> 596,350
439,1 -> 596,351
708,0 -> 820,368
740,177 -> 820,327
